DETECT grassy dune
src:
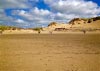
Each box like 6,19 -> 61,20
0,34 -> 100,71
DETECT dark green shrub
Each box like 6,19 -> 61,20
48,22 -> 57,27
33,27 -> 43,31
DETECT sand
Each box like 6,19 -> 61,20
0,34 -> 100,71
1,29 -> 100,35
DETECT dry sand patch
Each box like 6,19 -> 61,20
0,34 -> 100,71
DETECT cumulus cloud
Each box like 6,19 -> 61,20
15,19 -> 25,23
44,0 -> 100,17
0,9 -> 29,27
0,0 -> 27,8
0,0 -> 100,28
10,7 -> 53,27
12,7 -> 78,25
0,0 -> 39,8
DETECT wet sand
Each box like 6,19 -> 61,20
0,34 -> 100,71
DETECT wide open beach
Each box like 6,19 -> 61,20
0,34 -> 100,71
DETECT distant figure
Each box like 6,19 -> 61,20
0,30 -> 3,35
83,30 -> 86,34
38,30 -> 41,34
49,31 -> 53,34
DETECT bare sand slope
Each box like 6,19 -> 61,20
71,20 -> 100,29
0,34 -> 100,71
43,19 -> 100,31
3,30 -> 37,34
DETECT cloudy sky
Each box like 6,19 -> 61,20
0,0 -> 100,28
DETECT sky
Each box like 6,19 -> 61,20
0,0 -> 100,28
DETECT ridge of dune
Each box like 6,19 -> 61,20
1,16 -> 100,34
43,16 -> 100,31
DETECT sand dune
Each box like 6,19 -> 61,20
43,17 -> 100,32
0,17 -> 100,34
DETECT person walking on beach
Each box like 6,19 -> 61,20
0,30 -> 3,35
38,30 -> 41,34
83,30 -> 86,34
49,31 -> 53,34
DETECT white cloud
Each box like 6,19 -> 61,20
0,9 -> 29,27
32,7 -> 51,16
0,0 -> 100,28
44,0 -> 100,17
0,0 -> 39,8
10,7 -> 53,27
44,0 -> 58,5
11,0 -> 100,27
0,9 -> 4,18
54,12 -> 79,20
15,19 -> 25,23
0,0 -> 27,8
13,7 -> 52,22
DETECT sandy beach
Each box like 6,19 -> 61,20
1,29 -> 100,35
0,34 -> 100,71
0,0 -> 100,71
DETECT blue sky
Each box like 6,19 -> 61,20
89,0 -> 100,6
0,0 -> 100,28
